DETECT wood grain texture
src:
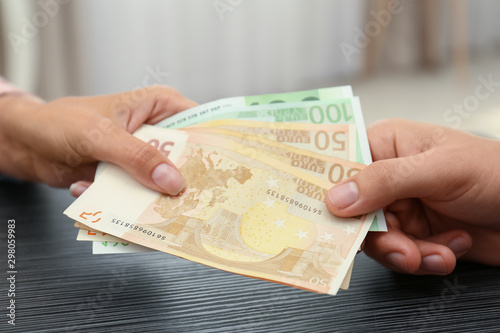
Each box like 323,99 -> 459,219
1,181 -> 499,333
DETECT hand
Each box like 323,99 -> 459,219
325,119 -> 500,275
0,85 -> 197,196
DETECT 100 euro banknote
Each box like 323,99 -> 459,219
154,86 -> 353,129
65,125 -> 374,294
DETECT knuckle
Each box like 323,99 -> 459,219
367,120 -> 399,156
368,126 -> 395,150
367,118 -> 400,133
126,142 -> 160,168
371,160 -> 396,180
369,161 -> 399,197
152,86 -> 189,114
152,85 -> 180,97
367,119 -> 391,131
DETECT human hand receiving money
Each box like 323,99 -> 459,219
326,119 -> 500,275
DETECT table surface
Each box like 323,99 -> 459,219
1,180 -> 499,333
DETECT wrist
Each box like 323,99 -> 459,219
0,92 -> 44,135
0,93 -> 45,180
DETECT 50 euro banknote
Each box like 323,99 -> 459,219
186,120 -> 357,161
65,125 -> 374,295
77,122 -> 363,265
182,121 -> 384,231
78,124 -> 361,286
75,226 -> 350,289
154,93 -> 386,231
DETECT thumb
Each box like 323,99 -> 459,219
326,153 -> 444,217
94,126 -> 185,195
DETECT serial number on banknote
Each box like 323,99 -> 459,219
110,219 -> 166,240
266,189 -> 323,215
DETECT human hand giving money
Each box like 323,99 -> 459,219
0,85 -> 196,196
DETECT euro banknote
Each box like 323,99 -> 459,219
66,125 -> 374,294
154,92 -> 386,231
74,224 -> 154,253
76,123 -> 361,287
186,121 -> 358,161
154,86 -> 353,129
92,241 -> 154,254
181,117 -> 385,231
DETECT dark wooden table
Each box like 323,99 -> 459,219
1,180 -> 499,333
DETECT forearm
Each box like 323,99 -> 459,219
0,92 -> 45,181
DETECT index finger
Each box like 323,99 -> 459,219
367,119 -> 445,161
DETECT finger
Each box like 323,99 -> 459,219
366,120 -> 400,161
424,230 -> 473,259
93,127 -> 185,195
325,148 -> 464,217
459,226 -> 500,266
358,240 -> 366,253
147,85 -> 198,120
69,180 -> 92,197
110,86 -> 197,131
388,199 -> 432,239
410,238 -> 458,275
36,160 -> 97,188
367,119 -> 443,161
139,85 -> 198,125
326,119 -> 477,217
365,228 -> 472,275
363,225 -> 422,274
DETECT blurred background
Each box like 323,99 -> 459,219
1,0 -> 500,137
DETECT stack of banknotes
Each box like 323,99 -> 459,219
64,86 -> 387,295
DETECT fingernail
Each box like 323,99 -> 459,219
421,254 -> 448,274
327,182 -> 359,209
385,252 -> 408,272
152,163 -> 185,195
69,183 -> 89,197
448,237 -> 470,257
